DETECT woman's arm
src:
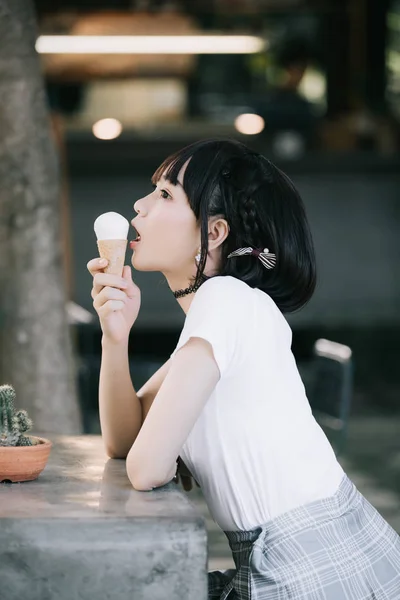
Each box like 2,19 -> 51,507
88,259 -> 145,459
99,336 -> 142,459
126,336 -> 220,491
99,341 -> 172,459
136,358 -> 172,422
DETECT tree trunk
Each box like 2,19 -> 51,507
0,0 -> 82,434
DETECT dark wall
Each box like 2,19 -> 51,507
69,164 -> 400,331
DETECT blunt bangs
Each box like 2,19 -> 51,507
151,143 -> 199,188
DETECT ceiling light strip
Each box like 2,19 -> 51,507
36,35 -> 267,55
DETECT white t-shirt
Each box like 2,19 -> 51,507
170,275 -> 344,531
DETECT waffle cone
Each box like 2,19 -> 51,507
97,239 -> 127,276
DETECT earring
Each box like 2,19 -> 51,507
195,248 -> 201,265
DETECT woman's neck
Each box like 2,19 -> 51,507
176,293 -> 197,315
165,274 -> 199,315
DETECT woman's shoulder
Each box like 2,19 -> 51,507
186,276 -> 253,326
199,276 -> 290,331
199,275 -> 275,310
199,275 -> 253,298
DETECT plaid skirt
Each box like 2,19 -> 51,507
208,474 -> 400,599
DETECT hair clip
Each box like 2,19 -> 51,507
227,247 -> 276,270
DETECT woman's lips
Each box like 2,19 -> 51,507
130,235 -> 141,249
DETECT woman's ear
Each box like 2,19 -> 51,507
208,216 -> 229,251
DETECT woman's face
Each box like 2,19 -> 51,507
130,166 -> 200,278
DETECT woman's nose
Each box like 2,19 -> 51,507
134,190 -> 153,216
133,198 -> 144,215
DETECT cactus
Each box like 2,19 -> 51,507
0,384 -> 36,447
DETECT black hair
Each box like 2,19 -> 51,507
152,138 -> 316,314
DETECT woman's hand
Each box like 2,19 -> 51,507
87,258 -> 141,344
174,456 -> 200,491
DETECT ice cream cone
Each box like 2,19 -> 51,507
97,239 -> 127,276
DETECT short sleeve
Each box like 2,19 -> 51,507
170,276 -> 251,377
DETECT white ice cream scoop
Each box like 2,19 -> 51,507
94,211 -> 130,241
94,212 -> 130,276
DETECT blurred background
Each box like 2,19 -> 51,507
0,0 -> 399,568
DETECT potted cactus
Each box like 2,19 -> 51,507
0,384 -> 52,483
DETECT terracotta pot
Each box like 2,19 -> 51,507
0,436 -> 52,483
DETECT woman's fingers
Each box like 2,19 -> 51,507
98,300 -> 126,318
87,257 -> 108,277
180,474 -> 193,491
93,286 -> 127,311
120,266 -> 141,300
88,257 -> 129,299
92,272 -> 128,299
173,472 -> 200,491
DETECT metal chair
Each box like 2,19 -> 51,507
307,338 -> 353,457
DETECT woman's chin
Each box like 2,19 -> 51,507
131,253 -> 143,270
130,252 -> 141,269
130,253 -> 158,272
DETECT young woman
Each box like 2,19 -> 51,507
88,139 -> 400,599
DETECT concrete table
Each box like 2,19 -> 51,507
0,435 -> 207,600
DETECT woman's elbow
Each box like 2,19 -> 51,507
104,443 -> 128,460
128,473 -> 154,491
126,457 -> 167,491
126,465 -> 158,491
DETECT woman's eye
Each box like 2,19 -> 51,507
151,182 -> 171,200
160,189 -> 171,199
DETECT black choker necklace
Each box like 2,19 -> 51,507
173,282 -> 202,299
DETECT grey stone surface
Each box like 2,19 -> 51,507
0,435 -> 207,600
